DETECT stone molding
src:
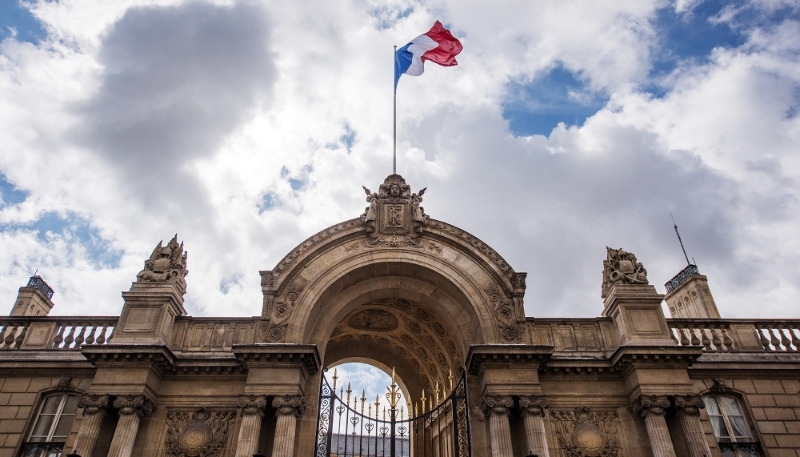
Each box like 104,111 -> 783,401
272,395 -> 305,417
78,393 -> 109,416
232,344 -> 320,375
113,394 -> 156,417
481,395 -> 513,417
674,395 -> 705,416
466,344 -> 553,375
237,395 -> 267,417
630,396 -> 670,418
519,396 -> 548,417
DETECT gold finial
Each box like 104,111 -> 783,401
448,369 -> 454,391
428,396 -> 433,411
374,394 -> 380,417
368,403 -> 372,417
407,401 -> 412,418
383,406 -> 386,421
421,389 -> 427,413
400,405 -> 404,420
414,402 -> 418,417
346,382 -> 352,403
361,390 -> 366,413
386,366 -> 401,409
332,368 -> 338,390
435,381 -> 441,404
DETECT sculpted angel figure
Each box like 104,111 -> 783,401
362,186 -> 378,222
411,187 -> 427,223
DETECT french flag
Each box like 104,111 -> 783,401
394,21 -> 463,91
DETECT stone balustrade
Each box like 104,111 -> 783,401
169,316 -> 259,351
668,318 -> 800,352
0,316 -> 117,350
528,318 -> 616,353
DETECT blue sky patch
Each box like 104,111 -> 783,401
0,1 -> 46,44
502,66 -> 608,137
1,211 -> 122,268
258,192 -> 277,214
0,173 -> 28,206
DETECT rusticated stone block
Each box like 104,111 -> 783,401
0,419 -> 26,433
747,394 -> 777,407
15,407 -> 30,419
760,434 -> 777,448
0,394 -> 8,406
3,433 -> 19,447
0,408 -> 17,420
764,449 -> 796,457
0,447 -> 13,457
753,379 -> 786,394
732,379 -> 756,393
774,394 -> 800,407
0,379 -> 29,393
8,394 -> 36,406
751,407 -> 766,420
775,434 -> 800,447
785,421 -> 800,434
27,378 -> 51,392
764,408 -> 797,421
757,420 -> 787,434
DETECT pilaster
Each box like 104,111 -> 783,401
235,395 -> 267,457
481,395 -> 514,457
271,395 -> 305,457
520,396 -> 550,457
631,396 -> 677,457
107,395 -> 155,457
674,395 -> 713,457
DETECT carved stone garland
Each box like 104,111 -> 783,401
165,408 -> 236,457
550,407 -> 620,457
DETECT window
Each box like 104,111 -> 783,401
20,393 -> 79,457
703,395 -> 760,457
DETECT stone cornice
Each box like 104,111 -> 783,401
232,344 -> 320,375
610,345 -> 702,372
81,344 -> 176,374
466,344 -> 553,375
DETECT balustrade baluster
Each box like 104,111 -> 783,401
790,326 -> 800,351
679,327 -> 690,346
52,325 -> 65,348
721,326 -> 733,351
14,324 -> 27,349
670,328 -> 679,344
85,324 -> 98,345
106,325 -> 116,342
701,328 -> 712,350
756,326 -> 771,350
95,325 -> 107,344
769,328 -> 782,351
4,325 -> 18,348
0,325 -> 12,349
689,327 -> 701,346
62,326 -> 76,349
777,326 -> 791,352
73,325 -> 86,348
711,327 -> 723,352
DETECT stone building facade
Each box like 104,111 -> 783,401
0,174 -> 798,457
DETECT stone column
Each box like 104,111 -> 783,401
271,395 -> 304,457
632,396 -> 677,457
71,394 -> 109,457
235,395 -> 267,457
107,395 -> 155,457
481,395 -> 514,457
520,396 -> 550,457
675,396 -> 713,457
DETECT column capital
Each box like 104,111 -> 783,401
674,395 -> 705,416
272,395 -> 305,418
631,395 -> 670,418
238,394 -> 267,417
481,395 -> 513,417
78,393 -> 110,416
113,394 -> 155,418
519,395 -> 548,417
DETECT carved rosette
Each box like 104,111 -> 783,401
237,395 -> 267,417
520,396 -> 548,417
630,395 -> 670,418
481,395 -> 513,417
113,394 -> 155,417
272,395 -> 305,418
78,394 -> 109,416
551,407 -> 620,457
674,395 -> 705,416
165,408 -> 235,457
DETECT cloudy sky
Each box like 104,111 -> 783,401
2,0 -> 800,325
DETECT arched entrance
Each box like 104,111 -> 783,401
257,175 -> 529,456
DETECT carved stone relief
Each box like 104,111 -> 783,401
485,286 -> 525,343
348,309 -> 398,331
360,175 -> 428,248
137,234 -> 189,294
550,407 -> 620,457
601,247 -> 648,299
165,408 -> 235,457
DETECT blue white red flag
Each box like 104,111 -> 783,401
394,21 -> 463,91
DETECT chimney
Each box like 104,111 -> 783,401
11,275 -> 55,317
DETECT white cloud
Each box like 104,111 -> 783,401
0,0 -> 798,326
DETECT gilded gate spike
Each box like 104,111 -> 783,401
435,381 -> 440,403
346,382 -> 352,403
414,402 -> 418,417
448,369 -> 454,391
332,368 -> 338,390
361,390 -> 366,412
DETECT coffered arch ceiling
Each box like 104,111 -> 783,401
324,298 -> 464,402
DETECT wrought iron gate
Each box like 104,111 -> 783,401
313,370 -> 471,457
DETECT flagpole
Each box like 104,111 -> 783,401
393,45 -> 397,175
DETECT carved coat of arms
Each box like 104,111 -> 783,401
361,174 -> 428,247
165,408 -> 235,457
